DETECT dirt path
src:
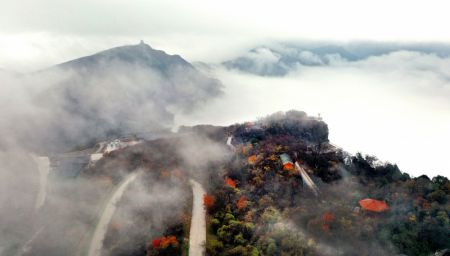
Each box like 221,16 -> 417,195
189,179 -> 207,256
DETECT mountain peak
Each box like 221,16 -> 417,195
32,43 -> 223,152
54,41 -> 192,74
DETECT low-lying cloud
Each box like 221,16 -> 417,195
223,42 -> 450,76
0,43 -> 223,152
0,43 -> 223,255
0,40 -> 449,255
178,45 -> 450,178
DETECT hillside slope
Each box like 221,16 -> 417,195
15,42 -> 223,152
89,110 -> 449,256
17,110 -> 448,256
197,111 -> 449,256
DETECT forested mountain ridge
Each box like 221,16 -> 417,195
188,110 -> 449,256
78,110 -> 448,256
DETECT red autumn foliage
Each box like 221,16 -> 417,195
321,212 -> 335,233
152,238 -> 161,248
225,177 -> 237,188
236,196 -> 248,209
358,199 -> 389,212
248,155 -> 257,165
322,212 -> 335,223
283,162 -> 295,171
151,235 -> 178,249
203,194 -> 215,208
161,235 -> 178,248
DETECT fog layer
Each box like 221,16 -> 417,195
178,50 -> 450,177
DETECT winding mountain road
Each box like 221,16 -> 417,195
32,156 -> 50,210
226,136 -> 236,151
189,179 -> 207,256
87,172 -> 138,256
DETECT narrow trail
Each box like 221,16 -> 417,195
87,172 -> 138,256
189,179 -> 207,256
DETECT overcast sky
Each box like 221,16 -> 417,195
1,0 -> 450,70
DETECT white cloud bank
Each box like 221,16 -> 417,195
177,51 -> 450,178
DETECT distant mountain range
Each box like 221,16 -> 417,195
223,42 -> 450,76
54,41 -> 194,77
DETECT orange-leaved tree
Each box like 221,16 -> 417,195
203,194 -> 215,209
225,177 -> 237,188
236,196 -> 248,209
